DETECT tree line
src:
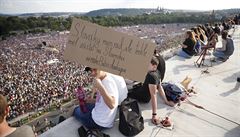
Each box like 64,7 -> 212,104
0,12 -> 218,37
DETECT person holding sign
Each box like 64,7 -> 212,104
73,68 -> 121,130
128,56 -> 174,126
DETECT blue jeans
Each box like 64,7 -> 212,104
177,49 -> 192,58
73,103 -> 106,130
213,50 -> 228,59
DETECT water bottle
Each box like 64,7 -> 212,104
76,86 -> 88,113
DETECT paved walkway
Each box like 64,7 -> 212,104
40,26 -> 240,137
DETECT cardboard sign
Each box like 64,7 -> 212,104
64,18 -> 156,82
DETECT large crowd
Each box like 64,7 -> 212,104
0,24 -> 191,122
0,33 -> 93,121
114,23 -> 191,52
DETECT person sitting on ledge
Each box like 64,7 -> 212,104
213,30 -> 234,61
0,94 -> 35,137
73,68 -> 125,130
203,32 -> 218,49
177,30 -> 197,58
128,56 -> 173,126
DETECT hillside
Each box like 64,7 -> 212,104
84,8 -> 156,16
83,8 -> 240,17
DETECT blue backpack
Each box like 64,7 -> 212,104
162,82 -> 186,103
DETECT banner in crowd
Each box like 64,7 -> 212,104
64,18 -> 156,82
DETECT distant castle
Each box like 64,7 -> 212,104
156,6 -> 170,14
144,6 -> 170,15
157,6 -> 165,12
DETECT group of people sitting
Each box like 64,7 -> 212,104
177,23 -> 234,62
70,23 -> 236,133
71,48 -> 194,132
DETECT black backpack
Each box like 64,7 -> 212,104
119,98 -> 144,136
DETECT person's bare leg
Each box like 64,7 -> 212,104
180,76 -> 192,90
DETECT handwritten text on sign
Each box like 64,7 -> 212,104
64,18 -> 156,82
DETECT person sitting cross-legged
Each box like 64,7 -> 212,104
177,30 -> 197,58
213,30 -> 234,61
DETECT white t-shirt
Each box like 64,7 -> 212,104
92,74 -> 119,128
107,73 -> 128,104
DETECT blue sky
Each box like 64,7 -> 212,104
0,0 -> 239,14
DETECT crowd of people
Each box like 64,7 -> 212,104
177,21 -> 235,61
114,23 -> 191,52
0,33 -> 93,121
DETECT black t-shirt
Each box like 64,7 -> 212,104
141,70 -> 161,101
182,38 -> 196,56
127,70 -> 160,103
156,55 -> 165,81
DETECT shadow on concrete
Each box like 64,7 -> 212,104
176,108 -> 229,131
224,126 -> 240,137
207,58 -> 227,67
222,71 -> 240,83
173,64 -> 196,75
139,95 -> 174,112
170,56 -> 187,62
220,87 -> 239,97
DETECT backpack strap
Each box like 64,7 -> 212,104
78,125 -> 87,137
86,129 -> 110,137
